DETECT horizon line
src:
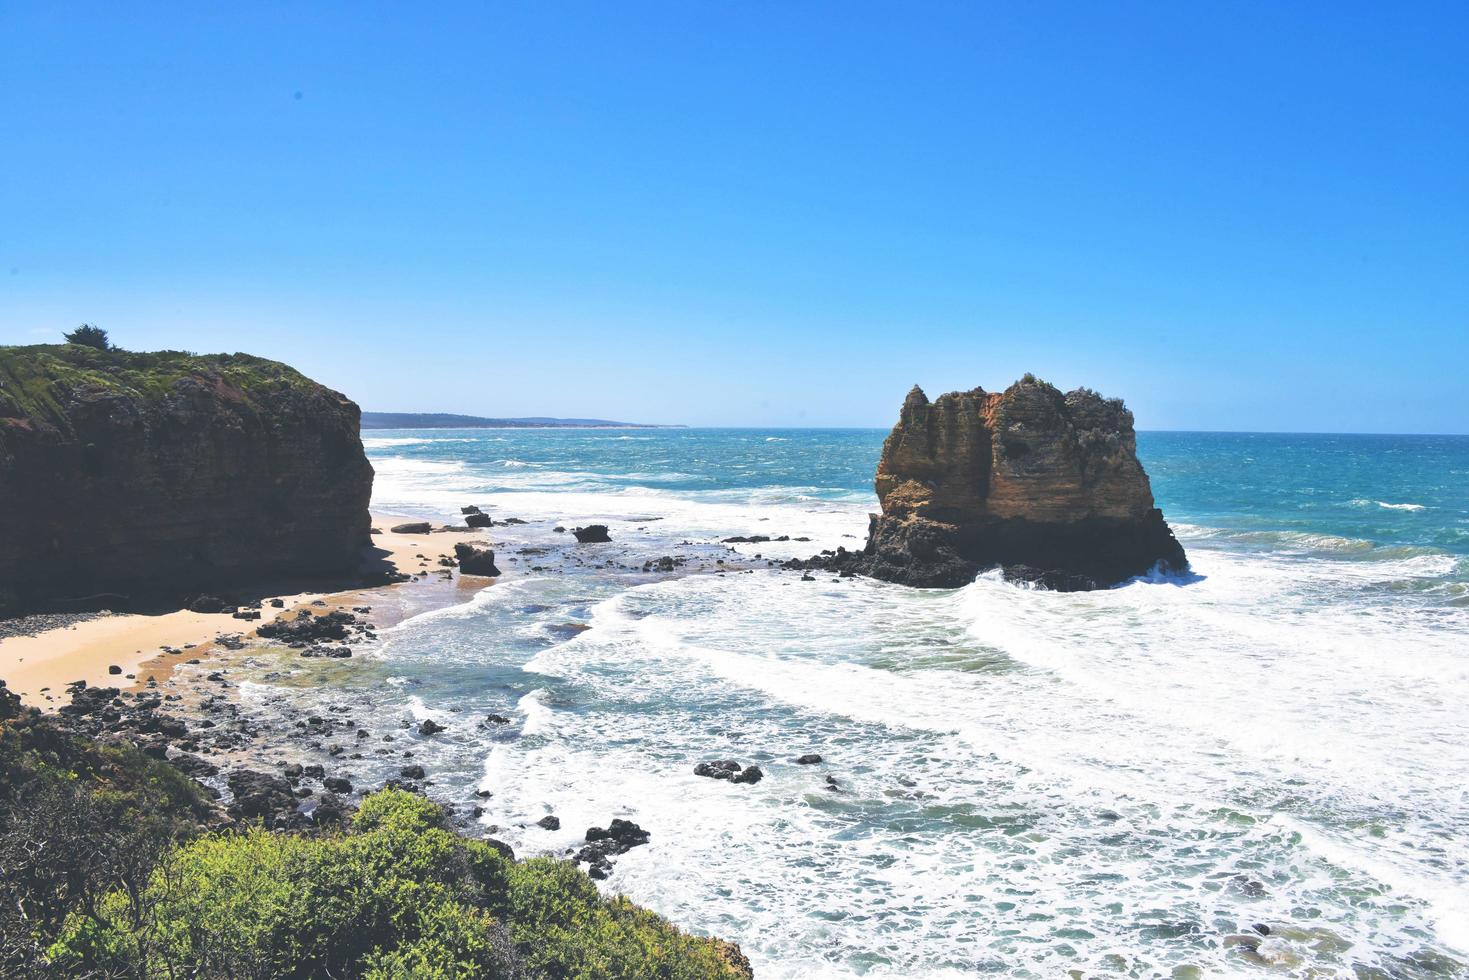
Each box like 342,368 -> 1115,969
360,423 -> 1469,438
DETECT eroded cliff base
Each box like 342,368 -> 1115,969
792,508 -> 1187,591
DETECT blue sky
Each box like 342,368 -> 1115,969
2,2 -> 1466,431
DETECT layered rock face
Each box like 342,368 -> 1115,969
0,345 -> 373,613
813,377 -> 1186,590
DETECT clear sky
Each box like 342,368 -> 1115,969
2,3 -> 1466,432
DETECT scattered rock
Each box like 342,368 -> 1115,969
694,760 -> 742,780
732,765 -> 764,784
257,610 -> 364,646
311,792 -> 352,826
575,818 -> 651,879
796,753 -> 823,765
464,512 -> 493,528
227,770 -> 297,826
536,814 -> 561,831
572,525 -> 611,543
417,718 -> 445,736
693,759 -> 764,784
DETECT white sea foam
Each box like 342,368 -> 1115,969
362,436 -> 481,448
355,434 -> 1468,975
1350,498 -> 1429,512
503,555 -> 1469,975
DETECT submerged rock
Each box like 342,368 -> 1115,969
792,377 -> 1187,590
575,818 -> 651,878
694,760 -> 763,785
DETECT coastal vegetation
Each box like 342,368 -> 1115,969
0,686 -> 752,979
61,325 -> 112,350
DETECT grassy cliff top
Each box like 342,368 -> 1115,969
0,343 -> 336,433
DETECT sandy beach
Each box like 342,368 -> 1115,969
0,516 -> 470,707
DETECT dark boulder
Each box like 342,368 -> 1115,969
575,818 -> 651,879
536,814 -> 561,830
464,512 -> 493,528
227,769 -> 297,825
391,522 -> 433,535
168,752 -> 220,778
693,760 -> 742,781
796,753 -> 823,765
732,765 -> 764,784
418,718 -> 445,736
311,792 -> 352,827
572,525 -> 611,543
257,610 -> 360,646
453,543 -> 501,577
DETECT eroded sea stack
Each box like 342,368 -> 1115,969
0,344 -> 373,613
803,376 -> 1186,590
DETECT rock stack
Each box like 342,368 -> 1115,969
798,376 -> 1187,590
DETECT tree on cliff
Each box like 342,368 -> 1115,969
62,324 -> 111,349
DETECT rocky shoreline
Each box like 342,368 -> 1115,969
1,505 -> 805,883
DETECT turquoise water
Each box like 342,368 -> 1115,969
258,429 -> 1469,977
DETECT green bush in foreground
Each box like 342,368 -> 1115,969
0,697 -> 211,974
48,789 -> 750,980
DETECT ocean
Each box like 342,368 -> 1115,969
261,429 -> 1469,978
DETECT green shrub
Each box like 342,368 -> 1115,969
0,710 -> 211,974
47,789 -> 749,980
63,324 -> 111,349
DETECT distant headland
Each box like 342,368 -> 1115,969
361,411 -> 680,430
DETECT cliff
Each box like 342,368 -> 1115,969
0,344 -> 373,613
804,376 -> 1186,590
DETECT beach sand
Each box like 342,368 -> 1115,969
0,515 -> 470,707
